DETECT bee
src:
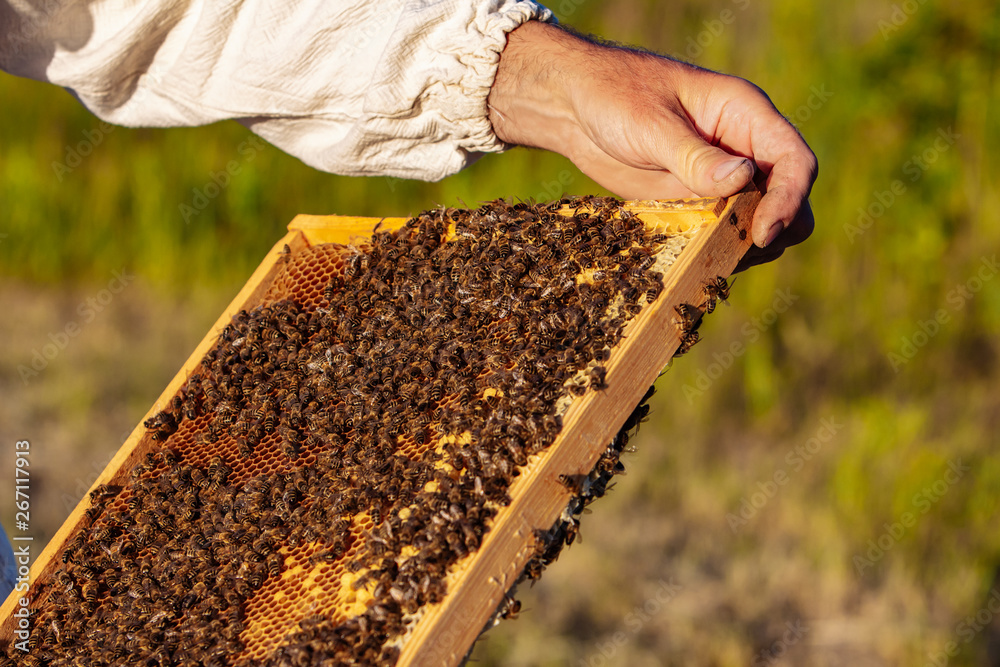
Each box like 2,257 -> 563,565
83,505 -> 104,526
89,484 -> 122,503
183,402 -> 198,421
674,303 -> 702,332
62,531 -> 87,563
624,302 -> 643,316
237,437 -> 255,459
495,236 -> 512,259
314,542 -> 345,565
675,330 -> 701,356
280,437 -> 301,458
498,594 -> 522,620
93,520 -> 123,543
557,473 -> 586,495
563,517 -> 581,545
622,401 -> 652,433
703,275 -> 732,313
203,381 -> 221,401
262,412 -> 277,434
644,279 -> 663,303
185,468 -> 207,490
250,549 -> 280,581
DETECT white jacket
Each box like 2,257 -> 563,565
0,0 -> 552,180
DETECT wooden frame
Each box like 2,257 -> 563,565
0,188 -> 760,664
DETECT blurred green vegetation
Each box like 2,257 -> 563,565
1,0 -> 998,664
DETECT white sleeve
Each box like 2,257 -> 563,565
0,0 -> 554,180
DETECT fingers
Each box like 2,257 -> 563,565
751,153 -> 817,247
735,200 -> 813,271
733,103 -> 818,247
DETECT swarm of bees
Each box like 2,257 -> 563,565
4,196 -> 728,667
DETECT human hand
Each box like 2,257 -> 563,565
487,21 -> 817,268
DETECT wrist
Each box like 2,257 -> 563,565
487,21 -> 588,157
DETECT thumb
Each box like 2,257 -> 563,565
654,118 -> 755,197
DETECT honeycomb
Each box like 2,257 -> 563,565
2,197 -> 721,667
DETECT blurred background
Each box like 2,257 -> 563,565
1,0 -> 998,664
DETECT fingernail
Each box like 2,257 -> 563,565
713,158 -> 750,183
762,222 -> 783,247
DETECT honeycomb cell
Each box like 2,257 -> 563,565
263,244 -> 354,308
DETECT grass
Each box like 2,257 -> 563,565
1,0 -> 998,664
